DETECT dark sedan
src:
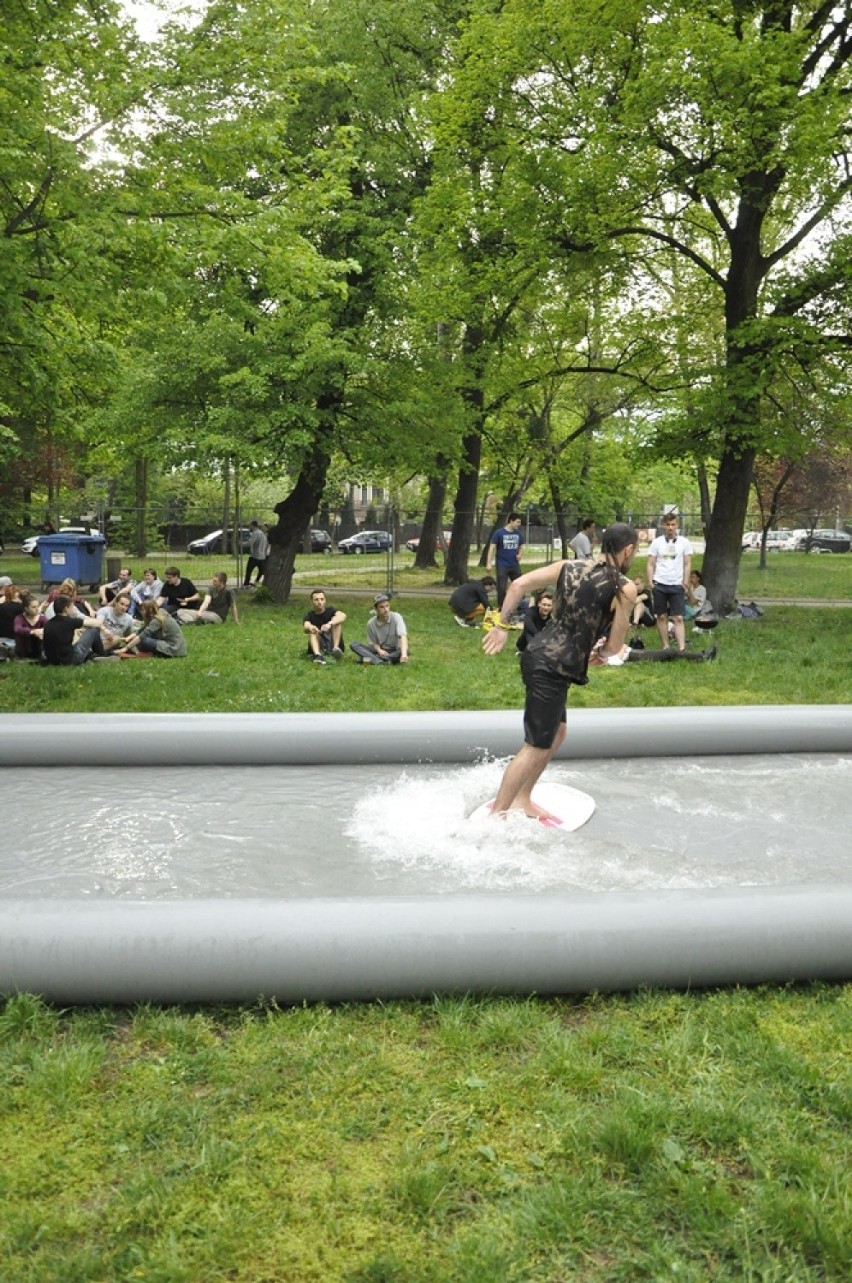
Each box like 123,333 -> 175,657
338,530 -> 392,555
298,528 -> 333,553
797,529 -> 851,553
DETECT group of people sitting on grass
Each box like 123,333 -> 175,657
303,589 -> 409,665
0,568 -> 239,666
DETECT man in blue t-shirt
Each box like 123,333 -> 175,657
486,512 -> 525,607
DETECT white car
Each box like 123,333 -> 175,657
22,526 -> 100,557
764,528 -> 795,550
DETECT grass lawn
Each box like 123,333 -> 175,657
1,552 -> 849,1281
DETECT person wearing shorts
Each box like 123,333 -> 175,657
646,513 -> 693,652
482,523 -> 638,821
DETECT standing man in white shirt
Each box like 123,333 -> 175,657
646,513 -> 693,652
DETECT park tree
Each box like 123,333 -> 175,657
446,0 -> 852,610
0,1 -> 150,522
111,0 -> 460,600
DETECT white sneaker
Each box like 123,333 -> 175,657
453,615 -> 469,627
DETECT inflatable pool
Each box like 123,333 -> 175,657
1,706 -> 850,1003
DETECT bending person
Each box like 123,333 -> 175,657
449,576 -> 496,627
482,522 -> 639,821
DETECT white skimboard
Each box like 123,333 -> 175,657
470,782 -> 596,831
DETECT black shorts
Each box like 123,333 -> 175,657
520,650 -> 570,749
653,583 -> 685,618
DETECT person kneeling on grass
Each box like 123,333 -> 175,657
350,593 -> 409,665
177,572 -> 240,626
114,599 -> 187,659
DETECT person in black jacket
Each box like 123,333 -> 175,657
516,589 -> 554,652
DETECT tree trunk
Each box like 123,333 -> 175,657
703,442 -> 756,612
697,462 -> 712,532
134,458 -> 147,559
548,472 -> 569,557
702,216 -> 764,614
264,443 -> 331,604
445,430 -> 482,586
414,473 -> 447,569
445,323 -> 486,586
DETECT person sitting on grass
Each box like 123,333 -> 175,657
157,566 -> 201,617
98,567 -> 136,605
516,589 -> 554,653
96,591 -> 137,651
303,589 -> 345,664
349,593 -> 409,664
129,568 -> 164,618
114,599 -> 187,659
44,578 -> 97,620
0,582 -> 24,656
177,572 -> 240,625
629,574 -> 656,628
42,595 -> 111,665
684,570 -> 714,621
13,593 -> 47,661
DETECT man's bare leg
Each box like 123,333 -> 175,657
655,613 -> 670,649
491,724 -> 567,820
671,615 -> 686,651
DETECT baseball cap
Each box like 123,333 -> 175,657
0,576 -> 12,588
373,592 -> 389,604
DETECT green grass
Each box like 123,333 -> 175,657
1,552 -> 849,1281
1,988 -> 849,1282
2,593 -> 849,713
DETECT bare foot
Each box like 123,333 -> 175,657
508,800 -> 563,825
486,802 -> 562,826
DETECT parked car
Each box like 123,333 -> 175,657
187,527 -> 251,555
793,528 -> 851,553
741,531 -> 762,550
22,526 -> 101,557
299,528 -> 333,553
405,530 -> 453,552
764,528 -> 795,550
338,530 -> 392,555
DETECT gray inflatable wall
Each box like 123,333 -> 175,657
3,703 -> 851,766
1,705 -> 850,1004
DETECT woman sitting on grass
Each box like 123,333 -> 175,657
13,592 -> 47,660
43,578 -> 97,620
114,599 -> 187,659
